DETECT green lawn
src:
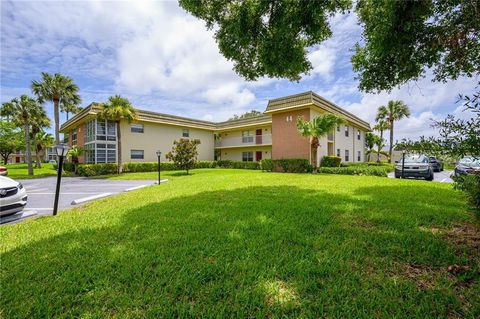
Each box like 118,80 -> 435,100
3,163 -> 57,179
1,169 -> 479,318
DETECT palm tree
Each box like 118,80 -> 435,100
373,119 -> 390,141
61,100 -> 82,121
366,135 -> 389,163
31,72 -> 81,144
376,100 -> 410,163
34,132 -> 54,169
0,96 -> 45,175
30,108 -> 51,168
98,95 -> 137,174
68,146 -> 84,174
297,114 -> 344,169
365,132 -> 377,162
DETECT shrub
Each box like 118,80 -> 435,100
216,160 -> 233,168
260,159 -> 273,171
341,162 -> 394,172
320,156 -> 341,167
319,166 -> 389,177
453,172 -> 480,212
62,162 -> 75,172
77,163 -> 118,177
166,138 -> 201,175
231,161 -> 260,170
270,158 -> 312,173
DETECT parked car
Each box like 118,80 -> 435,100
395,154 -> 434,181
0,166 -> 7,176
453,156 -> 480,177
0,176 -> 28,217
429,156 -> 444,172
48,159 -> 57,165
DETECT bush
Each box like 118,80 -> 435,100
77,163 -> 118,177
260,159 -> 273,171
341,162 -> 394,172
320,156 -> 341,167
319,166 -> 389,177
453,172 -> 480,212
62,162 -> 75,172
261,158 -> 311,173
216,160 -> 233,168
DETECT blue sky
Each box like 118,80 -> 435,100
1,0 -> 477,141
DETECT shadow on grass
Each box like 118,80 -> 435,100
1,185 -> 478,318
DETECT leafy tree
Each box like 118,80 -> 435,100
0,121 -> 24,165
297,114 -> 344,168
98,95 -> 137,174
179,0 -> 351,81
228,110 -> 263,121
166,138 -> 201,175
394,136 -> 443,157
31,72 -> 81,144
366,135 -> 388,163
0,96 -> 45,175
365,132 -> 377,162
376,100 -> 410,163
68,146 -> 84,174
34,132 -> 54,168
353,0 -> 480,92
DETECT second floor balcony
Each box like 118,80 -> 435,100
215,134 -> 272,148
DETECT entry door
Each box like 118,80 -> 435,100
255,129 -> 262,144
256,151 -> 262,161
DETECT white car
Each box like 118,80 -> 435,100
0,176 -> 28,217
0,166 -> 7,176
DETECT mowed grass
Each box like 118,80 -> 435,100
4,163 -> 57,179
1,169 -> 479,318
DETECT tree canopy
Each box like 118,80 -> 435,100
228,110 -> 263,120
0,121 -> 24,165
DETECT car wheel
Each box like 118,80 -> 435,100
395,174 -> 400,178
426,171 -> 434,181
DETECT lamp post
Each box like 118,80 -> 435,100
401,150 -> 406,179
156,150 -> 162,185
53,143 -> 70,216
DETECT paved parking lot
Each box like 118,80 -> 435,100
388,170 -> 454,183
1,177 -> 163,225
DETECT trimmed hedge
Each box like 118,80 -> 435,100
77,163 -> 118,176
320,156 -> 341,167
261,158 -> 312,173
341,162 -> 394,172
319,166 -> 389,177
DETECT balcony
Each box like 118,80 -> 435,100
215,134 -> 272,148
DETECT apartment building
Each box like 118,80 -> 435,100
59,91 -> 370,165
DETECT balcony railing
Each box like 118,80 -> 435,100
215,134 -> 272,148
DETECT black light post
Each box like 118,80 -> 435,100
401,150 -> 406,179
156,150 -> 162,185
53,143 -> 70,216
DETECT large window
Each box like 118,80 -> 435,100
357,130 -> 361,140
71,128 -> 77,145
84,143 -> 116,164
345,150 -> 350,162
357,151 -> 361,161
131,124 -> 144,133
337,149 -> 341,157
337,125 -> 341,132
242,131 -> 253,143
131,150 -> 144,159
182,129 -> 189,137
242,151 -> 253,162
345,125 -> 349,137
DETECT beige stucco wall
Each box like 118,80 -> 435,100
120,120 -> 215,162
220,146 -> 272,161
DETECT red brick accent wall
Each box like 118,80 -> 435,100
272,108 -> 311,160
76,123 -> 86,163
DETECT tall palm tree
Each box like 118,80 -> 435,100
0,96 -> 45,175
365,132 -> 376,162
31,72 -> 81,144
373,119 -> 390,141
30,108 -> 51,168
98,95 -> 137,174
366,135 -> 389,163
61,100 -> 82,121
34,132 -> 54,169
68,146 -> 84,174
297,114 -> 344,168
376,100 -> 410,163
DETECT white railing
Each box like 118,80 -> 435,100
215,134 -> 272,148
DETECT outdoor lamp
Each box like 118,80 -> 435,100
401,150 -> 406,179
156,150 -> 162,185
53,143 -> 70,216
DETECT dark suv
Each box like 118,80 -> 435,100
429,156 -> 444,172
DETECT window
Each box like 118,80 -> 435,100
345,125 -> 349,137
131,124 -> 144,133
182,129 -> 189,137
357,151 -> 361,161
345,150 -> 349,162
357,130 -> 361,140
71,128 -> 77,145
337,125 -> 341,132
131,150 -> 144,159
242,151 -> 253,162
242,131 -> 254,143
96,120 -> 116,141
337,149 -> 341,157
85,143 -> 95,164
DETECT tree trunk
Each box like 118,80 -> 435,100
66,111 -> 69,121
311,137 -> 319,169
389,120 -> 394,163
54,98 -> 60,144
117,121 -> 123,174
25,124 -> 33,175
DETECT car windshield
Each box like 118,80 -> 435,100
459,156 -> 480,166
404,155 -> 428,163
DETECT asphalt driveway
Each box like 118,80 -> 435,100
388,170 -> 454,183
1,177 -> 163,225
